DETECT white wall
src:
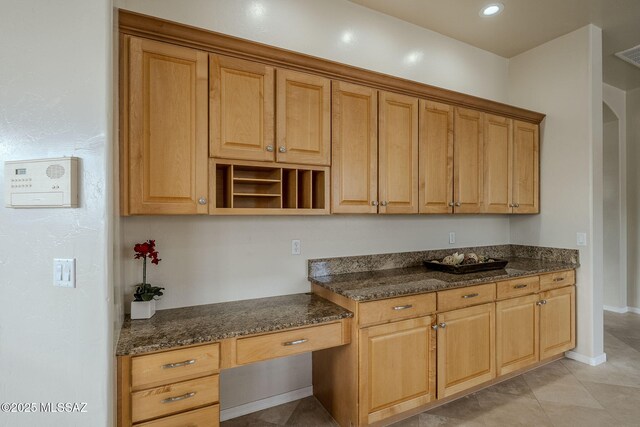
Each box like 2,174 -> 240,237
116,0 -> 512,412
602,83 -> 627,310
508,25 -> 604,361
627,87 -> 640,309
0,1 -> 113,427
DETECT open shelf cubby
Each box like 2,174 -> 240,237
211,159 -> 329,215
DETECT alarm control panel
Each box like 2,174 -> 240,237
5,157 -> 79,208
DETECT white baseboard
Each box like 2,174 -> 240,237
603,305 -> 640,314
628,306 -> 640,314
565,351 -> 607,366
220,386 -> 313,422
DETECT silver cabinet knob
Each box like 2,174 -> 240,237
509,203 -> 514,207
198,197 -> 207,205
515,203 -> 520,208
380,201 -> 388,206
438,322 -> 447,329
278,146 -> 287,153
372,201 -> 379,206
432,324 -> 439,330
449,202 -> 454,207
455,202 -> 461,207
266,145 -> 274,152
536,300 -> 547,306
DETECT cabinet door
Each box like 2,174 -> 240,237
378,91 -> 419,214
210,55 -> 275,161
126,36 -> 208,215
496,294 -> 539,376
454,108 -> 484,213
331,81 -> 378,214
437,303 -> 495,398
359,316 -> 435,425
513,120 -> 540,214
483,114 -> 513,213
540,286 -> 575,359
276,69 -> 330,165
419,100 -> 454,214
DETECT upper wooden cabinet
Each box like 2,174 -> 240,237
276,69 -> 331,165
210,54 -> 275,162
454,108 -> 484,213
122,36 -> 209,215
513,120 -> 540,214
419,100 -> 454,214
378,91 -> 419,214
482,114 -> 513,214
331,81 -> 378,214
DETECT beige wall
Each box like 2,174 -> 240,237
627,87 -> 640,309
508,25 -> 605,361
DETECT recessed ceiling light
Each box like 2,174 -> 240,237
480,3 -> 504,17
341,31 -> 354,44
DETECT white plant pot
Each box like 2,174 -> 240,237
131,299 -> 156,319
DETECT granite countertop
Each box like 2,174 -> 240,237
309,257 -> 577,302
116,293 -> 353,356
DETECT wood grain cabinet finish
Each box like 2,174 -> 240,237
482,114 -> 513,213
496,294 -> 539,376
437,303 -> 496,398
358,293 -> 436,327
453,108 -> 484,213
359,316 -> 435,425
210,54 -> 275,162
512,120 -> 540,214
419,100 -> 454,214
378,91 -> 419,214
540,285 -> 575,359
276,69 -> 331,165
134,405 -> 219,427
496,276 -> 540,300
540,269 -> 575,291
124,36 -> 209,215
331,81 -> 378,214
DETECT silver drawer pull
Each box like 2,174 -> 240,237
161,392 -> 196,404
553,277 -> 565,282
514,284 -> 528,289
393,304 -> 413,310
162,359 -> 196,369
462,293 -> 479,299
283,339 -> 307,346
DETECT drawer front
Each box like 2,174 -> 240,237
236,322 -> 344,365
134,404 -> 219,427
437,283 -> 496,312
359,293 -> 436,327
496,276 -> 540,299
132,343 -> 220,390
132,375 -> 219,423
540,270 -> 575,291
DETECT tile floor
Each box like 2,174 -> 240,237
221,311 -> 640,426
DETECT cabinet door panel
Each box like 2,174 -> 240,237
513,120 -> 539,214
540,286 -> 575,359
359,316 -> 435,425
483,114 -> 512,213
437,303 -> 495,398
379,91 -> 419,214
210,55 -> 274,161
496,294 -> 539,376
419,100 -> 454,214
454,108 -> 484,213
276,69 -> 330,165
331,81 -> 378,214
127,36 -> 208,215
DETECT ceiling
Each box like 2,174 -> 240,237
349,0 -> 640,90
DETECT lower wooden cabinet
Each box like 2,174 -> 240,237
358,316 -> 435,425
540,285 -> 576,359
437,303 -> 496,398
496,294 -> 539,376
134,405 -> 219,427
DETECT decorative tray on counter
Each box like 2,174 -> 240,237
423,253 -> 508,275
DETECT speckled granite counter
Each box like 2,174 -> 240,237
116,293 -> 353,356
309,245 -> 579,302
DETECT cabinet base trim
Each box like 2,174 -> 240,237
219,386 -> 313,422
565,351 -> 607,366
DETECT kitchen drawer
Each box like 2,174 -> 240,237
437,283 -> 496,312
496,276 -> 540,300
132,375 -> 219,423
236,322 -> 345,365
540,270 -> 575,291
134,404 -> 219,427
132,343 -> 220,390
359,293 -> 436,327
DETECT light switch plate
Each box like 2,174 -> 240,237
291,239 -> 301,255
53,258 -> 76,288
449,232 -> 456,244
576,232 -> 587,247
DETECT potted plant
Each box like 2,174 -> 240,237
131,239 -> 164,319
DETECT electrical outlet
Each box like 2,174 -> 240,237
449,232 -> 456,244
53,258 -> 76,288
576,232 -> 587,247
291,239 -> 301,255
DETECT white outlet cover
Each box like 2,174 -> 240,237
291,239 -> 301,255
576,232 -> 587,247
